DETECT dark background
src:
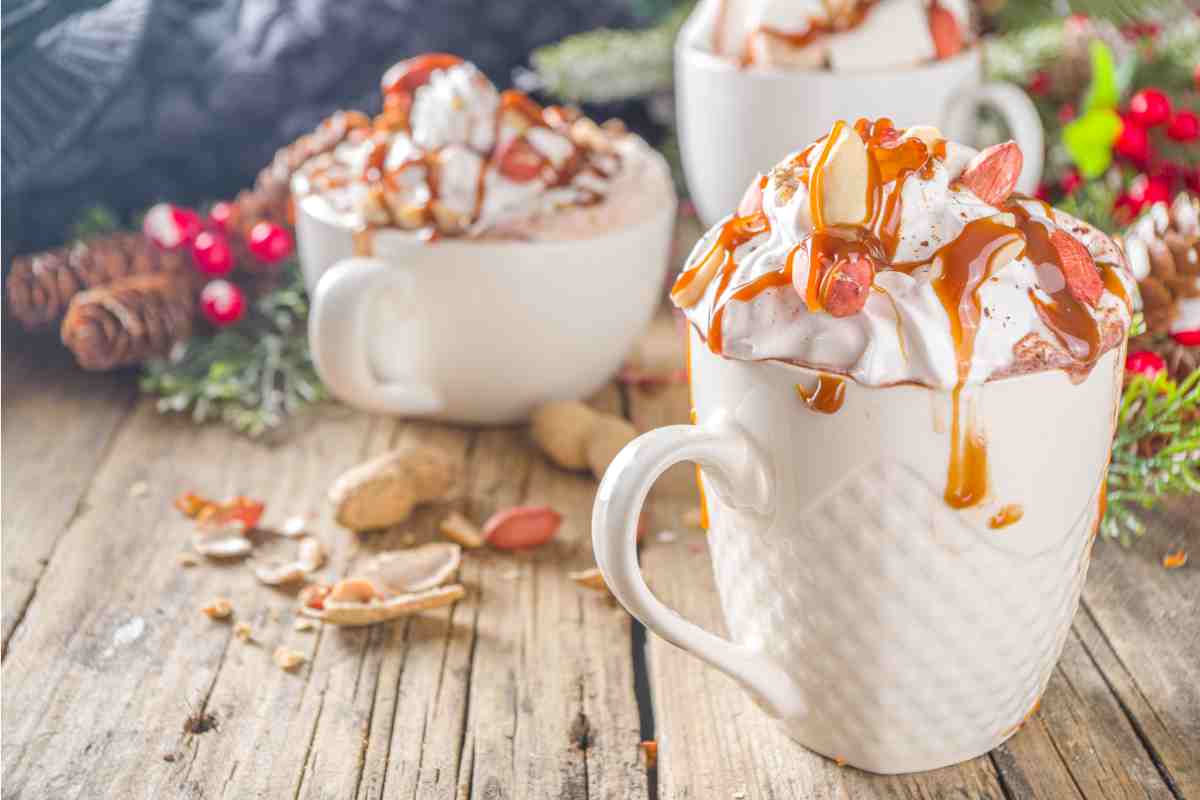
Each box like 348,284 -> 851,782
2,0 -> 646,263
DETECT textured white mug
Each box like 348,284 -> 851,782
298,196 -> 675,424
675,28 -> 1044,226
593,327 -> 1123,774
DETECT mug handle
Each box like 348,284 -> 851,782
942,81 -> 1045,195
309,257 -> 443,416
592,417 -> 805,719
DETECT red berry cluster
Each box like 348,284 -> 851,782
1111,88 -> 1199,222
142,203 -> 294,327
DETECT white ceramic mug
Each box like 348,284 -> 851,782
299,197 -> 676,424
593,327 -> 1123,774
675,32 -> 1044,226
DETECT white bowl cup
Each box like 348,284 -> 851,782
593,326 -> 1124,774
299,195 -> 676,424
675,25 -> 1044,226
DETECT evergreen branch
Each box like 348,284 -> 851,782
139,261 -> 326,438
1103,369 -> 1200,545
525,5 -> 691,103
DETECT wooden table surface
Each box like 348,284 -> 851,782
3,307 -> 1198,800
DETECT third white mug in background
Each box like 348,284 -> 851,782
675,10 -> 1044,225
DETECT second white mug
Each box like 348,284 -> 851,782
675,22 -> 1044,225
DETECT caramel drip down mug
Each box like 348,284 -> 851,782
593,327 -> 1123,774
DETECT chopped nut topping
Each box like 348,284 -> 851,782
201,598 -> 233,620
273,647 -> 307,671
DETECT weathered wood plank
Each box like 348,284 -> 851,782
0,400 -> 375,799
990,623 -> 1175,800
1,339 -> 137,650
1079,499 -> 1200,798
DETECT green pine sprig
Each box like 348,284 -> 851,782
139,262 -> 325,438
1103,368 -> 1200,544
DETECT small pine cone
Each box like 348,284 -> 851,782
60,274 -> 196,371
1122,192 -> 1200,336
7,232 -> 189,330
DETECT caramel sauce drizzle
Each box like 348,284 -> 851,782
929,216 -> 1026,508
737,1 -> 877,66
988,504 -> 1024,529
1008,203 -> 1102,364
1100,262 -> 1130,311
796,375 -> 846,414
686,335 -> 710,530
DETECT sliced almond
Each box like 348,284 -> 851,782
301,584 -> 466,627
568,567 -> 608,592
201,598 -> 233,620
958,142 -> 1022,207
440,511 -> 485,549
1049,230 -> 1103,307
816,125 -> 871,227
899,125 -> 943,148
359,542 -> 461,594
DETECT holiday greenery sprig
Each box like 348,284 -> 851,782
139,260 -> 325,438
1103,368 -> 1200,544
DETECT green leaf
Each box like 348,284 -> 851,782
1062,108 -> 1122,179
1083,40 -> 1119,113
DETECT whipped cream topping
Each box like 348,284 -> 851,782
686,0 -> 972,71
291,54 -> 671,240
673,119 -> 1136,390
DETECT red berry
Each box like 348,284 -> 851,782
1187,168 -> 1200,194
1172,329 -> 1200,347
1060,169 -> 1083,194
1125,349 -> 1166,377
247,222 -> 293,264
143,203 -> 202,249
200,280 -> 246,327
1027,71 -> 1051,96
191,231 -> 235,276
1113,192 -> 1143,222
209,201 -> 236,232
1167,111 -> 1199,142
1127,89 -> 1172,128
1129,174 -> 1171,208
1057,103 -> 1077,124
1114,117 -> 1151,163
1034,183 -> 1052,202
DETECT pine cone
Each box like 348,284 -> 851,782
7,232 -> 190,330
1120,192 -> 1200,336
7,109 -> 366,324
61,274 -> 196,371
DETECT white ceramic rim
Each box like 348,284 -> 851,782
292,155 -> 678,253
676,37 -> 983,83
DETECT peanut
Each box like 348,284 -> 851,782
483,506 -> 563,550
531,401 -> 598,470
440,511 -> 485,549
329,443 -> 457,532
585,416 -> 638,479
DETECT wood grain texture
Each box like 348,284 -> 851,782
2,340 -> 137,650
1079,498 -> 1200,798
0,369 -> 646,799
